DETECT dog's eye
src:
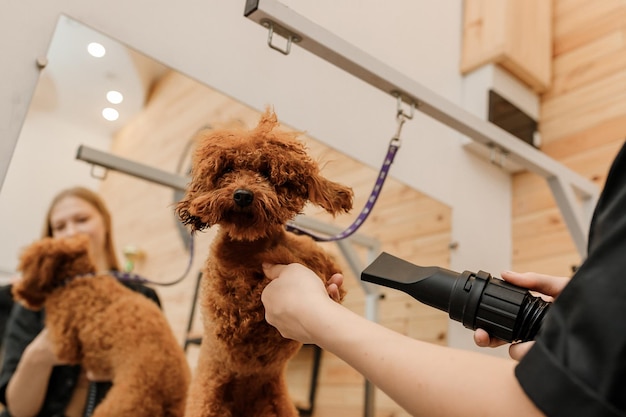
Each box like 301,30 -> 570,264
260,168 -> 272,179
219,166 -> 233,177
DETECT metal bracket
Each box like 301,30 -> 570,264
261,18 -> 301,55
488,143 -> 509,169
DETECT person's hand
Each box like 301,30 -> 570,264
262,263 -> 338,343
86,369 -> 113,382
326,272 -> 344,302
27,329 -> 113,383
23,328 -> 63,367
473,270 -> 569,361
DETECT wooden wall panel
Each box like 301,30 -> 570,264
511,0 -> 626,279
547,30 -> 625,100
540,71 -> 626,142
461,0 -> 553,91
553,0 -> 626,55
99,70 -> 451,417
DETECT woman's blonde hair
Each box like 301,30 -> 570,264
42,186 -> 120,271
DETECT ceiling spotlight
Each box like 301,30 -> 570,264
106,90 -> 124,104
87,42 -> 106,58
102,107 -> 119,121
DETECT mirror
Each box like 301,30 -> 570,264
0,16 -> 452,416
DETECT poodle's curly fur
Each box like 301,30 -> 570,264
176,109 -> 353,417
13,235 -> 191,417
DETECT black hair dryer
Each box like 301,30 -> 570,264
361,252 -> 551,343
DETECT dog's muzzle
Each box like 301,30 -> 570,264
233,189 -> 254,207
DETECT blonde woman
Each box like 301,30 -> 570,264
0,187 -> 161,417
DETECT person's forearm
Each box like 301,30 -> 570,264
306,302 -> 544,417
6,346 -> 54,417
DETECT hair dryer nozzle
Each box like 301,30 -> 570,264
361,252 -> 461,313
361,252 -> 551,342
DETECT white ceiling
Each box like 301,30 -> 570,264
31,15 -> 168,137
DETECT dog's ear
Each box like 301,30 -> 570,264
176,176 -> 213,232
13,238 -> 60,310
176,190 -> 198,231
13,257 -> 54,310
175,130 -> 230,232
308,174 -> 354,216
12,236 -> 94,310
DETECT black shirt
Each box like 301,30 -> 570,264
0,280 -> 160,417
516,141 -> 626,417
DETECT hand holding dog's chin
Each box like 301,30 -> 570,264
262,263 -> 337,344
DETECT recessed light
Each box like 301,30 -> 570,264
102,107 -> 119,121
106,90 -> 124,104
87,42 -> 106,58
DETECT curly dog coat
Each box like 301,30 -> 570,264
177,110 -> 353,417
13,235 -> 191,417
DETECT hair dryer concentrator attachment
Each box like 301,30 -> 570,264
361,252 -> 551,343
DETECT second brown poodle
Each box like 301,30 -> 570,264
176,109 -> 354,417
13,235 -> 191,417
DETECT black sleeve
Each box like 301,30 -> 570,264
515,141 -> 626,417
0,285 -> 14,350
0,304 -> 80,416
0,303 -> 44,404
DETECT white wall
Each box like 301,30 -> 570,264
0,111 -> 110,280
0,0 -> 512,351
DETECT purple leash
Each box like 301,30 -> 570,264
286,137 -> 401,242
287,94 -> 412,242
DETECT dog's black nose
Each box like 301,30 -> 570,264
233,189 -> 254,207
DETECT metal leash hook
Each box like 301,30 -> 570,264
285,92 -> 415,242
391,92 -> 416,146
89,164 -> 107,180
261,19 -> 302,55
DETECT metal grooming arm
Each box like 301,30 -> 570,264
243,0 -> 599,257
76,146 -> 189,190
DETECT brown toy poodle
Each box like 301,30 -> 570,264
12,235 -> 191,417
176,109 -> 353,417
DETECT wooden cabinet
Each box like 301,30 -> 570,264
461,0 -> 553,92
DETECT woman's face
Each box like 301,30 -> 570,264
49,195 -> 108,268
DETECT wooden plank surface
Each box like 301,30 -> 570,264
512,0 -> 626,283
